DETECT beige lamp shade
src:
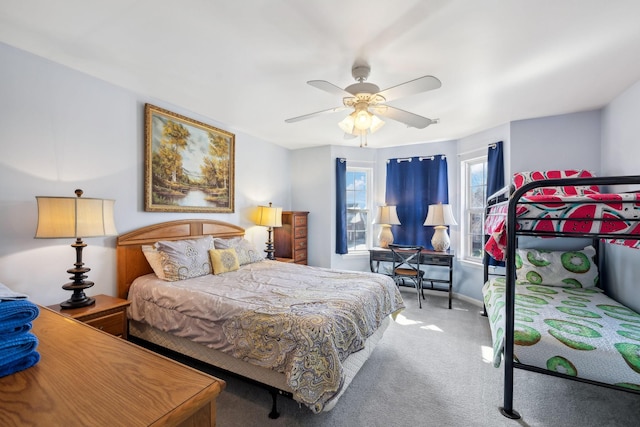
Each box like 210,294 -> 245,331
423,203 -> 457,226
35,194 -> 117,238
373,205 -> 401,225
255,204 -> 282,227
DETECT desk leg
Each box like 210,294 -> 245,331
448,261 -> 453,309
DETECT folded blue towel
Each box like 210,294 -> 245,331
0,299 -> 39,336
0,350 -> 40,378
0,332 -> 39,368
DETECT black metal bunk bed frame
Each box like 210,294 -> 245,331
487,175 -> 640,420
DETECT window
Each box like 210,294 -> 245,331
346,167 -> 372,252
462,156 -> 487,262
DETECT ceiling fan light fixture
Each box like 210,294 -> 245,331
370,115 -> 385,133
354,109 -> 373,130
338,113 -> 356,133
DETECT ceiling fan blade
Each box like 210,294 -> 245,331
372,105 -> 436,129
285,106 -> 348,123
376,76 -> 442,102
307,80 -> 353,97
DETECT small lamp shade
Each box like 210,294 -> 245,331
255,204 -> 283,228
36,195 -> 117,238
423,203 -> 457,226
374,205 -> 401,225
424,203 -> 456,252
374,205 -> 401,248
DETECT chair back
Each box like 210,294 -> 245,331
388,244 -> 424,276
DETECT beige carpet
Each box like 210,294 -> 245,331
205,288 -> 640,426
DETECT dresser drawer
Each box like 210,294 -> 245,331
84,312 -> 126,337
293,215 -> 307,227
294,249 -> 307,262
294,239 -> 307,250
294,226 -> 307,238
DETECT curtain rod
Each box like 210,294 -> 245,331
387,155 -> 446,163
457,143 -> 498,157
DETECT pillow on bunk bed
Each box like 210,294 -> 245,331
515,245 -> 599,288
513,170 -> 600,196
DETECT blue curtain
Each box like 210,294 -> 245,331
487,141 -> 505,266
487,141 -> 505,201
385,156 -> 449,249
335,158 -> 348,254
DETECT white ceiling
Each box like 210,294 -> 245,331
2,0 -> 640,150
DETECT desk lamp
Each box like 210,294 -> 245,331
374,205 -> 401,248
424,203 -> 457,251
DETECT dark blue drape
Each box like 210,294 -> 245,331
487,141 -> 505,201
385,156 -> 449,249
487,141 -> 505,266
335,158 -> 348,254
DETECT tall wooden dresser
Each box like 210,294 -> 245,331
274,211 -> 309,264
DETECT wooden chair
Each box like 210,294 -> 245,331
389,244 -> 425,308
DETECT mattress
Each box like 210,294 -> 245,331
483,277 -> 640,389
127,260 -> 404,412
129,315 -> 390,412
485,193 -> 640,261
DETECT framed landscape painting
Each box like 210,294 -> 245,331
144,104 -> 235,213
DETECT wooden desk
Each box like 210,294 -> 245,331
0,307 -> 225,426
369,248 -> 454,309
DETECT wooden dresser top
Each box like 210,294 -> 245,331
0,307 -> 225,426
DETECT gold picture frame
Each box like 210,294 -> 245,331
144,103 -> 235,213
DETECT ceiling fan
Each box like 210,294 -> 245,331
285,62 -> 441,146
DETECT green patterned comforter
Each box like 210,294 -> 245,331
483,277 -> 640,389
128,260 -> 405,412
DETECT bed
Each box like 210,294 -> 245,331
116,219 -> 404,417
481,171 -> 640,419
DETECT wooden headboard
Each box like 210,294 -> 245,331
116,219 -> 245,299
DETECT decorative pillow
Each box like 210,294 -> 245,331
155,236 -> 215,281
515,246 -> 599,288
214,237 -> 264,265
209,249 -> 240,274
513,170 -> 600,196
141,245 -> 166,280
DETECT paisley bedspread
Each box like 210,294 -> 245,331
482,277 -> 640,389
484,193 -> 640,261
127,260 -> 405,413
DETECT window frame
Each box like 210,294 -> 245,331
345,166 -> 373,253
461,155 -> 488,264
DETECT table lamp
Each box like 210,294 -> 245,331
424,203 -> 457,251
35,189 -> 117,308
254,202 -> 282,260
373,205 -> 401,248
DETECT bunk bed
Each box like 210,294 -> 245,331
482,171 -> 640,419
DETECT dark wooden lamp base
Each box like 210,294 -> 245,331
60,238 -> 96,310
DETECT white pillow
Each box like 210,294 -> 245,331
141,245 -> 166,280
515,246 -> 598,288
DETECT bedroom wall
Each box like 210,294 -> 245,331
456,123 -> 511,303
600,80 -> 640,312
0,42 -> 292,306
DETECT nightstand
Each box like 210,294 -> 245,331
275,257 -> 295,263
47,294 -> 131,338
